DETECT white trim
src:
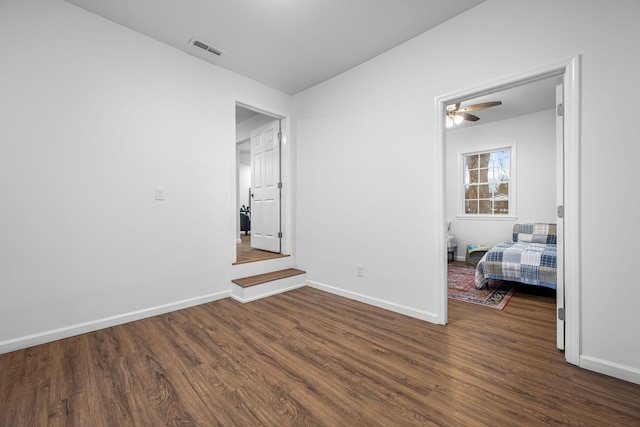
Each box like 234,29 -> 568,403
554,76 -> 565,350
562,56 -> 581,366
235,99 -> 288,121
307,280 -> 440,324
0,291 -> 230,355
230,275 -> 307,303
456,215 -> 518,221
580,355 -> 640,386
434,95 -> 448,325
230,283 -> 306,303
435,55 -> 582,363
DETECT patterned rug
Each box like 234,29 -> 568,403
448,263 -> 515,310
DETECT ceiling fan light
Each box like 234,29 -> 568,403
454,114 -> 464,125
446,116 -> 454,128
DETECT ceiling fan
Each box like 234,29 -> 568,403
445,101 -> 502,128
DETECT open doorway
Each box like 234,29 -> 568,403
436,56 -> 582,366
443,76 -> 559,330
234,104 -> 288,264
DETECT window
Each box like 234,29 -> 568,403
463,148 -> 512,216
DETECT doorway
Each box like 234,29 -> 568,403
436,56 -> 582,366
234,103 -> 288,264
444,76 -> 559,331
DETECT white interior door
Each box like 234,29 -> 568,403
555,77 -> 565,350
250,119 -> 281,252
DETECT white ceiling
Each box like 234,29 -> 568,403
64,0 -> 485,95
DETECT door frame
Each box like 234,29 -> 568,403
434,55 -> 581,366
233,98 -> 291,261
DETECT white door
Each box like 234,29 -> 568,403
555,77 -> 565,350
250,119 -> 281,252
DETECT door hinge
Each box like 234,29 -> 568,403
277,132 -> 282,141
557,307 -> 565,321
557,103 -> 564,116
277,231 -> 283,239
278,182 -> 282,189
557,205 -> 564,218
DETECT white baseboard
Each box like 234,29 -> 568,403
307,280 -> 440,324
580,355 -> 640,385
0,290 -> 231,355
231,275 -> 307,303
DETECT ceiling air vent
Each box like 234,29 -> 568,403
189,38 -> 224,56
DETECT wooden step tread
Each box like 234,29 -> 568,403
232,268 -> 306,288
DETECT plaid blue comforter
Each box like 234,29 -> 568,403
475,241 -> 557,290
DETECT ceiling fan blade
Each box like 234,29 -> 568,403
459,101 -> 502,112
460,112 -> 480,121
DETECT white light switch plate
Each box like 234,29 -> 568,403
155,187 -> 165,201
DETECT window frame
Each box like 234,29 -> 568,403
457,143 -> 517,221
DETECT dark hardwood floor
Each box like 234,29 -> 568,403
1,286 -> 639,426
234,234 -> 288,264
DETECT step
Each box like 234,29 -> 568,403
231,268 -> 307,303
232,268 -> 306,288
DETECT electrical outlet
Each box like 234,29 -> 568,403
356,264 -> 364,277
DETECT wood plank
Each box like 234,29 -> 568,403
1,286 -> 640,426
232,268 -> 306,288
234,234 -> 289,264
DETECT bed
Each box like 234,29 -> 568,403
474,223 -> 557,290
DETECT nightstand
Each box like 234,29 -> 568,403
447,236 -> 457,263
448,245 -> 457,262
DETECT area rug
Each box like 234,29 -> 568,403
448,264 -> 515,310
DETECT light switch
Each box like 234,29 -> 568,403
155,187 -> 165,201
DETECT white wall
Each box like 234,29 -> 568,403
294,0 -> 640,383
445,109 -> 556,259
0,0 -> 292,351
